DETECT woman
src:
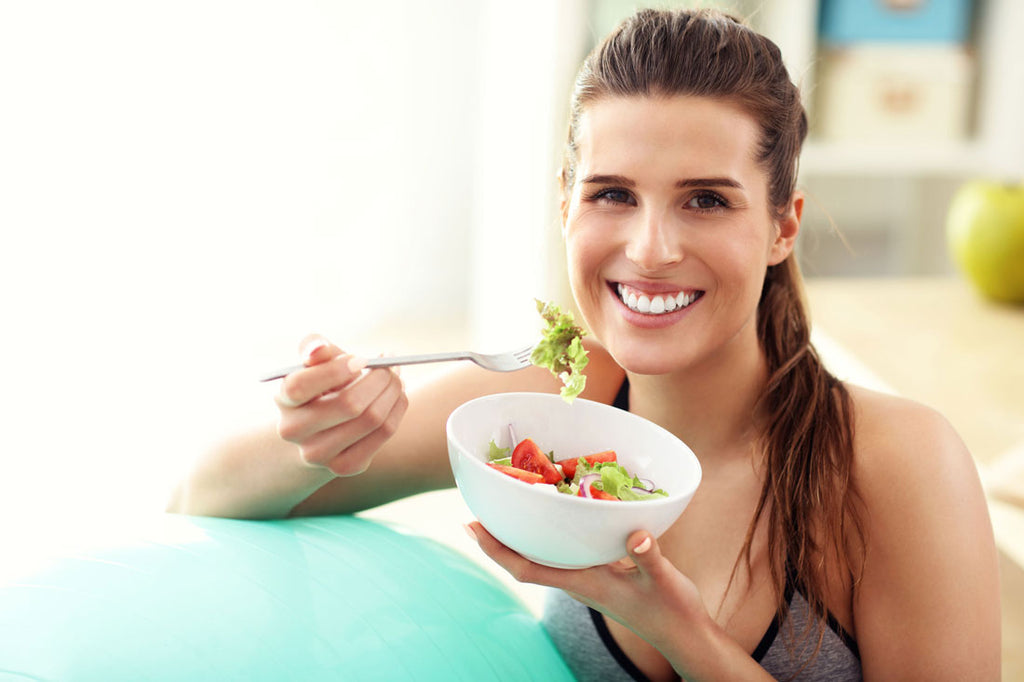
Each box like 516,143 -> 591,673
169,8 -> 1000,680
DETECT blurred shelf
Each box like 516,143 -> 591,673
800,140 -> 987,178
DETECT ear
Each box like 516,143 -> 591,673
557,167 -> 570,237
768,191 -> 802,266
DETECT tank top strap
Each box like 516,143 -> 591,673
613,377 -> 630,410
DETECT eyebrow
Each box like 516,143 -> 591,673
580,174 -> 745,190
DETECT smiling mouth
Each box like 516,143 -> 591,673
614,282 -> 704,315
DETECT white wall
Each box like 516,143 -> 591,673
0,1 -> 577,523
468,0 -> 587,350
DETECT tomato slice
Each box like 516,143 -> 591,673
556,450 -> 617,480
487,463 -> 545,484
511,438 -> 564,484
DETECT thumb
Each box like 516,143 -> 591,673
299,334 -> 339,366
627,530 -> 667,577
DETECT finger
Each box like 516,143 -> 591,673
274,335 -> 347,408
299,334 -> 336,367
323,393 -> 408,476
299,370 -> 407,471
465,521 -> 588,589
276,353 -> 368,410
281,365 -> 395,442
625,530 -> 669,580
465,521 -> 543,584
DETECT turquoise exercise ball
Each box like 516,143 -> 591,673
0,514 -> 574,681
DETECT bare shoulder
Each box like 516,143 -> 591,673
843,383 -> 1001,678
846,383 -> 973,488
845,382 -> 989,559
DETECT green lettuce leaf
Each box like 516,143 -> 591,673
574,460 -> 668,501
487,439 -> 510,462
531,299 -> 589,403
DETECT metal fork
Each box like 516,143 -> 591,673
258,344 -> 536,382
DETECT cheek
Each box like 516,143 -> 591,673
563,229 -> 610,321
563,226 -> 592,279
725,221 -> 777,268
705,234 -> 772,299
564,237 -> 590,301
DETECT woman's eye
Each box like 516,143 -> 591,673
686,192 -> 727,211
590,188 -> 633,205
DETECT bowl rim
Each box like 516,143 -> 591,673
446,391 -> 702,506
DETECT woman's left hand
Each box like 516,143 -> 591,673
465,521 -> 709,664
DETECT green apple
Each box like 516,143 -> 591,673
946,180 -> 1024,304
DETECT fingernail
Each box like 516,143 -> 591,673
633,536 -> 652,555
347,355 -> 368,373
301,339 -> 328,362
463,523 -> 478,543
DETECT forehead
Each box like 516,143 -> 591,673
574,95 -> 764,184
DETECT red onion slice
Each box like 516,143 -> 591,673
636,478 -> 655,492
579,473 -> 600,498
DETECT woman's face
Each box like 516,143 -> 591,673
563,95 -> 797,375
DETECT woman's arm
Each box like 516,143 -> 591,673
850,387 -> 1001,680
467,524 -> 775,681
168,337 -> 623,520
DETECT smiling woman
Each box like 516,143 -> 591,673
162,6 -> 1000,680
25,4 -> 1001,681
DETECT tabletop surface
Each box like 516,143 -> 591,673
805,276 -> 1023,475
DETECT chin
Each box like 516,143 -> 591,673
578,300 -> 689,377
602,337 -> 687,376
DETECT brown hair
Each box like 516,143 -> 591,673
563,7 -> 864,657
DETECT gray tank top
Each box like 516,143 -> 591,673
542,586 -> 861,681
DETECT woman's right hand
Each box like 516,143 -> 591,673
274,335 -> 409,477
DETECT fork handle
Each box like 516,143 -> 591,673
366,351 -> 470,368
258,351 -> 472,382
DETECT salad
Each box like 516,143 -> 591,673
486,437 -> 668,501
530,299 -> 588,403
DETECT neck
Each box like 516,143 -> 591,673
626,333 -> 770,465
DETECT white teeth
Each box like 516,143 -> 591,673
617,283 -> 700,315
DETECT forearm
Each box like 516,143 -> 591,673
167,424 -> 335,519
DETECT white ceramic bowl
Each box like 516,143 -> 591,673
446,392 -> 702,569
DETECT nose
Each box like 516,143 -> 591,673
624,208 -> 683,272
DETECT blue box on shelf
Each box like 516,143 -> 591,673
818,0 -> 974,45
